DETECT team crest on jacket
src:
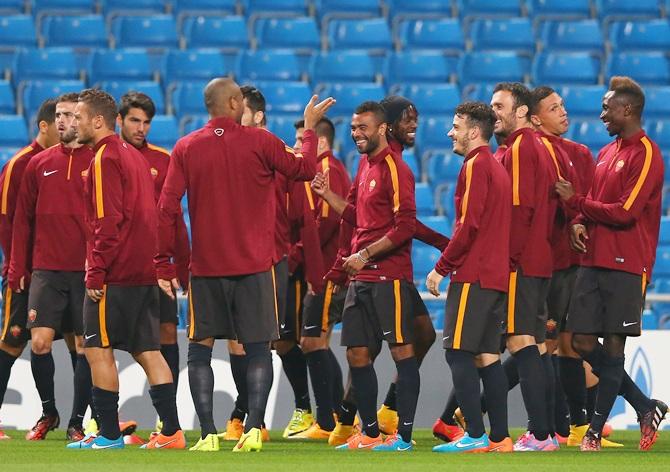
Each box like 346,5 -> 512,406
28,309 -> 37,322
81,169 -> 89,181
615,160 -> 625,172
369,179 -> 376,191
214,128 -> 224,136
10,325 -> 21,338
150,167 -> 158,178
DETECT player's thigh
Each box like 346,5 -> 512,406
371,280 -> 415,345
232,270 -> 279,344
565,267 -> 604,335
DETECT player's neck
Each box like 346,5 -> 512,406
618,123 -> 642,141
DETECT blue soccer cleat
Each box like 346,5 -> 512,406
66,433 -> 125,450
371,433 -> 413,452
432,432 -> 490,453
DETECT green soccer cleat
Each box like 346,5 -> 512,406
232,427 -> 262,452
282,409 -> 314,438
189,433 -> 220,452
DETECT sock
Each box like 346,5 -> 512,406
502,355 -> 519,389
68,354 -> 91,428
586,385 -> 597,422
581,343 -> 606,377
553,356 -> 570,437
541,353 -> 556,436
513,345 -> 549,440
0,349 -> 18,405
244,342 -> 273,433
479,360 -> 510,442
31,351 -> 57,416
383,382 -> 397,410
327,348 -> 344,409
395,357 -> 419,443
161,343 -> 180,390
91,387 -> 120,439
339,399 -> 357,426
440,391 -> 459,425
619,372 -> 655,416
69,351 -> 77,371
278,345 -> 311,411
559,356 -> 587,426
187,343 -> 216,438
590,355 -> 624,434
445,349 -> 485,438
150,383 -> 181,436
350,364 -> 379,438
305,349 -> 335,431
229,353 -> 249,421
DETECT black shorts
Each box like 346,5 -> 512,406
83,284 -> 160,353
506,269 -> 551,343
340,280 -> 415,347
301,280 -> 346,337
159,289 -> 178,325
280,272 -> 306,341
410,283 -> 430,317
0,280 -> 29,347
545,266 -> 578,339
443,282 -> 505,354
187,271 -> 279,344
566,267 -> 645,337
27,270 -> 85,336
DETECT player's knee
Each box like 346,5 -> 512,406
273,339 -> 295,356
0,340 -> 24,358
389,343 -> 414,362
571,334 -> 597,357
300,337 -> 323,353
31,336 -> 52,354
602,334 -> 626,358
243,341 -> 271,359
346,347 -> 370,368
159,322 -> 177,344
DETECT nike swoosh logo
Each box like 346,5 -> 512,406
383,331 -> 392,336
623,321 -> 638,327
397,445 -> 412,451
456,441 -> 484,448
155,438 -> 178,448
304,325 -> 318,330
357,441 -> 377,449
91,443 -> 118,449
85,334 -> 97,340
597,162 -> 606,166
236,437 -> 248,449
43,170 -> 59,176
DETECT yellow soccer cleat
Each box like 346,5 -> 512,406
328,421 -> 356,446
232,427 -> 262,452
282,409 -> 314,438
84,418 -> 98,436
291,423 -> 331,440
567,424 -> 623,448
219,419 -> 244,441
377,405 -> 398,435
189,433 -> 220,452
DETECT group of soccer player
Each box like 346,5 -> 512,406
0,72 -> 666,454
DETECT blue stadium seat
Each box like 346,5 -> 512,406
89,49 -> 153,85
0,115 -> 28,147
239,49 -> 307,82
14,47 -> 80,84
569,120 -> 612,151
387,0 -> 453,19
311,50 -> 380,83
182,15 -> 248,50
32,0 -> 95,15
595,0 -> 661,20
645,86 -> 670,119
21,79 -> 84,115
558,85 -> 607,119
606,52 -> 670,85
397,18 -> 464,51
0,147 -> 21,165
412,241 -> 441,283
393,83 -> 460,116
102,0 -> 166,14
112,15 -> 178,49
254,17 -> 320,50
146,114 -> 178,149
642,308 -> 659,330
437,181 -> 456,217
180,113 -> 208,135
173,0 -> 237,15
317,82 -> 385,117
659,216 -> 670,245
314,0 -> 381,21
240,0 -> 309,16
654,246 -> 670,277
415,182 -> 436,216
647,120 -> 670,150
0,15 -> 37,48
461,82 -> 495,102
539,20 -> 604,53
458,0 -> 523,20
40,14 -> 107,48
458,51 -> 530,86
526,0 -> 591,20
609,20 -> 670,51
426,151 -> 461,184
417,116 -> 453,154
100,80 -> 165,114
470,18 -> 535,54
533,52 -> 601,85
327,18 -> 392,51
419,215 -> 452,236
267,114 -> 302,144
170,80 -> 208,116
385,51 -> 455,86
253,81 -> 311,114
0,1 -> 24,14
163,49 -> 238,85
0,80 -> 15,114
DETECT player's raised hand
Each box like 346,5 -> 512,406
304,95 -> 336,129
311,169 -> 330,197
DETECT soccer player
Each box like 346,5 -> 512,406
66,89 -> 184,450
312,101 -> 419,452
155,78 -> 333,452
0,99 -> 59,440
426,102 -> 512,453
117,92 -> 190,397
556,76 -> 667,451
8,93 -> 94,442
491,82 -> 558,451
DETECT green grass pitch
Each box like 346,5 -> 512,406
0,429 -> 668,471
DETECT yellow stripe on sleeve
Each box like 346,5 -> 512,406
453,283 -> 471,349
384,155 -> 400,212
94,144 -> 107,218
1,145 -> 33,214
511,134 -> 522,206
303,181 -> 315,210
623,137 -> 653,211
393,280 -> 403,343
540,137 -> 562,179
460,154 -> 478,223
147,143 -> 170,157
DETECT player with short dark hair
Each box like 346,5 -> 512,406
0,98 -> 60,440
556,76 -> 667,451
66,88 -> 184,450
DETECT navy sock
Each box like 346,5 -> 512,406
479,361 -> 510,442
503,355 -> 519,389
0,349 -> 18,406
350,364 -> 379,438
244,342 -> 273,432
92,387 -> 120,439
229,353 -> 249,421
541,353 -> 556,436
395,357 -> 419,443
445,349 -> 485,438
160,343 -> 180,390
279,345 -> 311,411
305,349 -> 335,431
383,382 -> 397,410
513,345 -> 549,440
187,343 -> 216,438
553,356 -> 570,436
590,356 -> 624,434
559,356 -> 587,426
619,371 -> 654,416
440,391 -> 459,425
586,385 -> 597,423
339,399 -> 357,426
327,348 -> 344,409
68,354 -> 91,428
150,382 -> 181,436
31,351 -> 57,416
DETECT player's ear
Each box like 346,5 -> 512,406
516,104 -> 529,121
116,113 -> 123,128
530,114 -> 541,127
378,122 -> 388,136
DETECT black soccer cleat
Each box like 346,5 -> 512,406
639,399 -> 668,451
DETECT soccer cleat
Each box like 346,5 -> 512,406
453,408 -> 467,430
189,433 -> 219,452
232,427 -> 262,453
433,432 -> 490,453
488,436 -> 514,452
335,432 -> 383,450
282,409 -> 314,438
84,418 -> 98,436
432,418 -> 464,443
513,431 -> 559,452
291,423 -> 331,440
261,426 -> 270,442
639,399 -> 668,451
219,418 -> 244,441
377,405 -> 398,435
567,424 -> 623,448
602,422 -> 613,438
141,429 -> 186,449
0,423 -> 10,440
555,433 -> 568,445
328,421 -> 356,446
26,413 -> 60,440
119,420 -> 138,436
66,433 -> 124,449
372,433 -> 413,452
580,429 -> 601,452
66,425 -> 86,442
